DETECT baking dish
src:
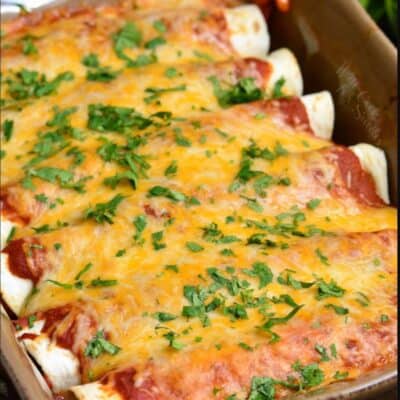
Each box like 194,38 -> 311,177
0,0 -> 397,399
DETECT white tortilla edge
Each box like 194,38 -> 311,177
16,319 -> 81,393
349,143 -> 390,204
0,217 -> 18,250
265,48 -> 303,97
301,91 -> 335,140
224,4 -> 270,58
71,381 -> 123,400
0,252 -> 33,315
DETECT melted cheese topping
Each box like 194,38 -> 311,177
1,3 -> 397,399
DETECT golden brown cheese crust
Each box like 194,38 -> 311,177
1,96 -> 320,228
1,1 -> 397,399
14,230 -> 397,398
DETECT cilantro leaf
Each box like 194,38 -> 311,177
261,304 -> 304,330
243,262 -> 273,288
148,185 -> 187,202
84,330 -> 121,358
271,77 -> 286,99
208,76 -> 263,108
113,22 -> 142,61
163,331 -> 184,350
153,312 -> 177,322
316,278 -> 345,300
324,303 -> 349,315
186,242 -> 204,252
2,119 -> 14,142
84,194 -> 126,224
88,104 -> 152,133
248,377 -> 275,400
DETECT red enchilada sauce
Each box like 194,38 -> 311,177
2,238 -> 47,284
329,146 -> 385,207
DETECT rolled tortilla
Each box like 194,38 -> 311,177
349,143 -> 390,204
224,5 -> 270,57
265,48 -> 303,97
71,382 -> 122,400
301,91 -> 334,140
15,319 -> 81,393
0,252 -> 33,315
0,218 -> 17,250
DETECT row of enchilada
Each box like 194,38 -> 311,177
0,1 -> 397,400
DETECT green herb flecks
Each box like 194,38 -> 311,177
208,76 -> 263,108
4,69 -> 74,103
84,194 -> 126,224
84,330 -> 121,358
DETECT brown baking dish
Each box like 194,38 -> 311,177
0,0 -> 397,399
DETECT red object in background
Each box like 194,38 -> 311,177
254,0 -> 291,18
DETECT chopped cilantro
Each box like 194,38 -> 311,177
66,146 -> 85,167
380,314 -> 389,323
248,377 -> 275,400
84,330 -> 121,358
243,262 -> 273,288
152,231 -> 166,250
20,35 -> 38,55
238,342 -> 253,351
355,291 -> 370,307
333,371 -> 349,380
153,312 -> 177,322
112,22 -> 142,62
164,67 -> 181,78
2,119 -> 14,142
271,77 -> 286,99
27,315 -> 37,328
220,248 -> 235,257
75,263 -> 93,280
324,303 -> 349,315
84,194 -> 126,224
261,305 -> 303,330
27,167 -> 89,193
6,226 -> 17,244
330,343 -> 337,358
144,36 -> 166,50
164,160 -> 178,177
193,50 -> 214,62
47,106 -> 77,128
163,331 -> 184,350
115,249 -> 126,257
315,248 -> 330,265
277,270 -> 315,289
153,20 -> 167,33
46,279 -> 74,289
373,257 -> 381,266
148,185 -> 186,202
306,198 -> 321,210
315,344 -> 330,362
316,278 -> 345,300
225,303 -> 248,320
174,129 -> 192,147
88,104 -> 152,133
89,278 -> 118,287
5,69 -> 74,102
86,67 -> 120,82
133,214 -> 147,244
208,76 -> 263,108
292,361 -> 324,389
82,53 -> 100,67
186,242 -> 204,252
254,112 -> 266,119
144,84 -> 186,104
165,264 -> 179,273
